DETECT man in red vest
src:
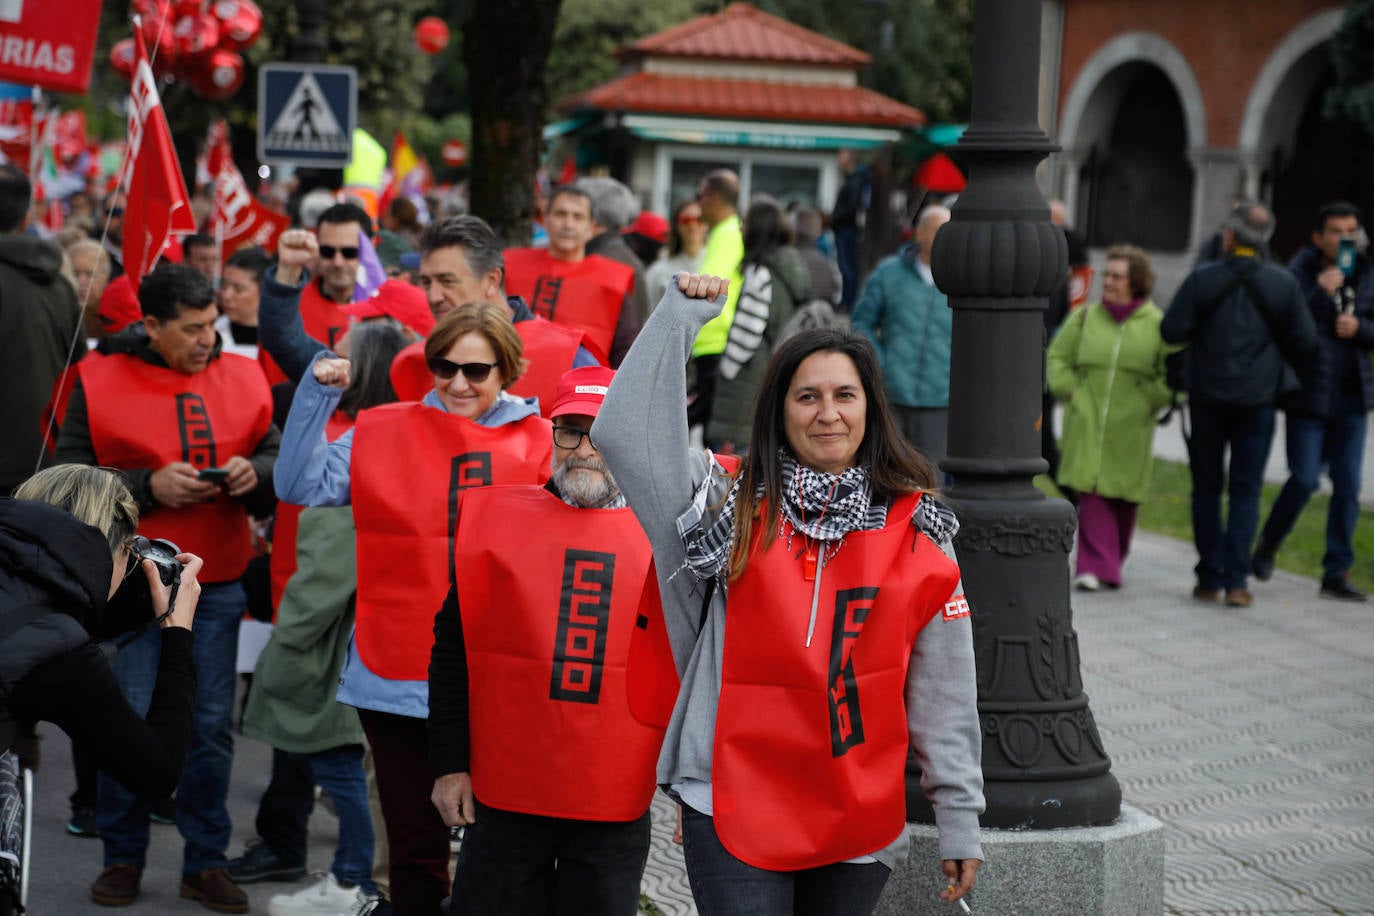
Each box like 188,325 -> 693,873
54,263 -> 280,912
428,366 -> 662,916
387,215 -> 603,414
258,202 -> 374,383
503,185 -> 640,366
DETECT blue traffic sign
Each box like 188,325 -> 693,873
257,63 -> 356,167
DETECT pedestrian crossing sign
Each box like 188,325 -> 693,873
257,63 -> 357,167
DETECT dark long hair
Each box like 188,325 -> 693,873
338,320 -> 408,418
739,194 -> 792,273
727,327 -> 938,579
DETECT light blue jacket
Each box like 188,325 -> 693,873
851,244 -> 952,408
275,352 -> 541,718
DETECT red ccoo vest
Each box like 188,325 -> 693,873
350,403 -> 552,680
84,352 -> 273,583
503,249 -> 633,360
456,485 -> 664,820
712,491 -> 960,870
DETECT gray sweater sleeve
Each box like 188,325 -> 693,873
906,539 -> 986,863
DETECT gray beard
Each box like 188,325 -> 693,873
552,456 -> 621,507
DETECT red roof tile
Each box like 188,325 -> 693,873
621,3 -> 869,67
559,72 -> 925,128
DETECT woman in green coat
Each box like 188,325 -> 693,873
1048,244 -> 1172,590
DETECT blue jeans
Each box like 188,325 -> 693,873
1186,403 -> 1276,590
1260,410 -> 1367,577
678,806 -> 891,916
834,226 -> 860,312
294,745 -> 376,894
99,581 -> 244,876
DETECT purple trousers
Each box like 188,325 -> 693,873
1075,491 -> 1139,586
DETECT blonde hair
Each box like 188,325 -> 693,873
423,301 -> 527,390
14,465 -> 139,558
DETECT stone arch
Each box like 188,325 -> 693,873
1059,32 -> 1207,158
1237,7 -> 1345,197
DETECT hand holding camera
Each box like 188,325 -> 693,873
132,537 -> 203,631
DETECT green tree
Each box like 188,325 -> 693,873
543,0 -> 715,102
1325,0 -> 1374,140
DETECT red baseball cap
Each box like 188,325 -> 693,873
623,211 -> 669,245
549,366 -> 615,419
340,279 -> 436,336
97,275 -> 142,333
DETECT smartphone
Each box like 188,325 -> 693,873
197,467 -> 230,484
1336,237 -> 1357,277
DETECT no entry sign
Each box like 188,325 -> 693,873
0,0 -> 102,94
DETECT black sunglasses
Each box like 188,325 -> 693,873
427,357 -> 500,383
319,245 -> 360,260
552,426 -> 595,450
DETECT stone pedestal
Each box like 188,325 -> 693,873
876,805 -> 1164,916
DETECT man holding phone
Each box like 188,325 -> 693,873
1253,201 -> 1374,601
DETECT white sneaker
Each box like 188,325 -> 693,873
268,873 -> 374,916
1074,573 -> 1100,592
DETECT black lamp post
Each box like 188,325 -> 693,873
294,0 -> 327,63
914,0 -> 1122,829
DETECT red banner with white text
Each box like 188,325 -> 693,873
0,0 -> 103,94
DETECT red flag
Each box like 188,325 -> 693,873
206,119 -> 289,259
121,22 -> 196,292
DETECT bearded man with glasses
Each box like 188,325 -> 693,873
429,365 -> 664,916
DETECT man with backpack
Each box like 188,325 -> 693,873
1161,203 -> 1318,608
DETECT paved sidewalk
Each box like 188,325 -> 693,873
19,531 -> 1374,914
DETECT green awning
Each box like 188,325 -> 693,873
619,115 -> 902,150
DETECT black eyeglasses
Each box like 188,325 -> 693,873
319,245 -> 360,260
552,426 -> 595,450
428,357 -> 500,383
108,207 -> 125,218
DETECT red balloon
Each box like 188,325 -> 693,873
192,48 -> 245,100
174,12 -> 221,60
110,38 -> 136,80
413,16 -> 449,55
212,0 -> 263,52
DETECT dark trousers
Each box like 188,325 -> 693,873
679,806 -> 891,916
688,354 -> 721,432
449,801 -> 650,916
1260,409 -> 1367,577
834,227 -> 861,312
358,708 -> 450,916
256,748 -> 313,865
71,738 -> 99,809
1186,402 -> 1276,590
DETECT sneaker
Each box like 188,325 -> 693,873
149,796 -> 175,824
67,805 -> 100,838
1250,543 -> 1276,581
267,873 -> 374,916
1320,576 -> 1367,602
90,863 -> 141,906
1224,588 -> 1254,608
1074,573 -> 1100,592
1192,585 -> 1222,603
180,867 -> 249,914
228,839 -> 308,884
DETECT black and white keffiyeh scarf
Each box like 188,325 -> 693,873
681,450 -> 887,580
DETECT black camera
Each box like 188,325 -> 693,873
97,536 -> 184,640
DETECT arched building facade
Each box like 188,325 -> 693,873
1041,1 -> 1361,299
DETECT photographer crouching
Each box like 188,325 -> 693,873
1,465 -> 202,794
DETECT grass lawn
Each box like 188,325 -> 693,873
1035,455 -> 1374,591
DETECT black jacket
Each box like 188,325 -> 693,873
0,235 -> 86,495
0,498 -> 195,798
1160,254 -> 1319,407
1283,246 -> 1374,418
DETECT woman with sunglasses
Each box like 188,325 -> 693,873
0,464 -> 204,809
274,301 -> 551,916
592,274 -> 983,915
647,199 -> 709,309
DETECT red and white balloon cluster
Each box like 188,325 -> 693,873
110,0 -> 262,100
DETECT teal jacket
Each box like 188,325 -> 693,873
1047,301 -> 1173,504
242,505 -> 364,753
851,244 -> 951,408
